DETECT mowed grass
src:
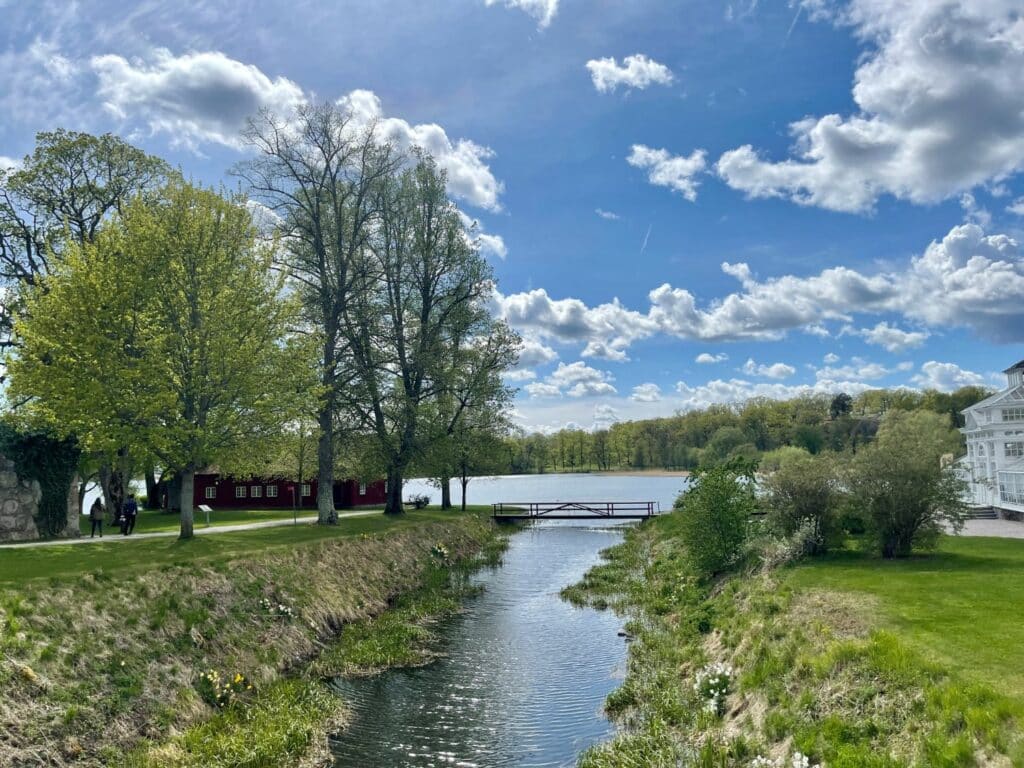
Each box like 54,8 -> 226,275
786,534 -> 1024,699
1,508 -> 488,585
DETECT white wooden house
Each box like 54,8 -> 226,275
959,360 -> 1024,516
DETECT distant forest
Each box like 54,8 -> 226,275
496,386 -> 991,475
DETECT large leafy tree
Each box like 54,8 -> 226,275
342,156 -> 518,515
9,181 -> 300,538
846,410 -> 967,558
237,103 -> 401,524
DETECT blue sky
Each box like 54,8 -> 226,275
3,0 -> 1024,432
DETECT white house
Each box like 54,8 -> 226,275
959,360 -> 1024,516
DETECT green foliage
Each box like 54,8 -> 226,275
675,458 -> 759,578
846,410 -> 968,558
0,423 -> 79,537
763,451 -> 842,555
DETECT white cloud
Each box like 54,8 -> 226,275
91,49 -> 306,149
823,352 -> 840,364
458,212 -> 507,260
485,0 -> 559,28
524,361 -> 617,399
696,352 -> 729,364
630,383 -> 662,402
495,222 -> 1024,359
815,358 -> 891,382
592,403 -> 620,430
628,145 -> 707,201
742,358 -> 796,379
1008,198 -> 1024,216
852,321 -> 929,353
674,376 -> 872,411
516,337 -> 559,368
0,156 -> 19,171
504,369 -> 538,383
586,54 -> 674,93
595,208 -> 621,221
717,1 -> 1024,212
339,89 -> 503,211
911,361 -> 986,391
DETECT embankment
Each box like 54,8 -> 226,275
566,515 -> 1024,767
0,511 -> 500,767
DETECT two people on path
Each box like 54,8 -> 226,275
120,494 -> 139,536
89,498 -> 104,538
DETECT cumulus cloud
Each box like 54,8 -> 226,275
850,321 -> 929,353
716,1 -> 1024,212
458,211 -> 507,259
675,376 -> 872,411
823,352 -> 840,364
815,358 -> 892,382
339,89 -> 503,211
485,0 -> 559,27
0,156 -> 19,171
912,361 -> 986,391
495,223 -> 1024,359
742,358 -> 796,379
525,361 -> 617,398
696,352 -> 729,364
516,337 -> 559,368
628,145 -> 707,201
630,383 -> 662,402
1008,198 -> 1024,216
592,403 -> 620,430
586,54 -> 674,93
91,49 -> 306,149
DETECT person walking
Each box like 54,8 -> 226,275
121,494 -> 139,536
88,498 -> 104,538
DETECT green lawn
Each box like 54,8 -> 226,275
77,506 -> 348,535
786,534 -> 1024,699
2,508 -> 486,585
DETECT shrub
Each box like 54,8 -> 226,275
675,458 -> 758,578
408,493 -> 431,509
845,410 -> 968,558
763,451 -> 841,555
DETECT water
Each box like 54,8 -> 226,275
328,473 -> 688,768
403,472 -> 690,513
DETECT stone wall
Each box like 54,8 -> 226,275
0,454 -> 42,543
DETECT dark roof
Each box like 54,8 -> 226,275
1003,359 -> 1024,373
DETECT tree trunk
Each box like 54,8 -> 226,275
63,474 -> 81,539
167,472 -> 182,513
99,464 -> 125,527
461,475 -> 469,512
440,475 -> 452,510
144,466 -> 160,510
384,467 -> 404,515
179,466 -> 195,540
316,404 -> 337,525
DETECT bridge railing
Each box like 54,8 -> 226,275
491,501 -> 661,518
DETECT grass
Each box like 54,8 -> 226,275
2,507 -> 489,584
567,515 -> 1024,767
0,507 -> 500,767
785,535 -> 1024,699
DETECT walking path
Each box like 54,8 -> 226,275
958,518 -> 1024,539
0,510 -> 381,549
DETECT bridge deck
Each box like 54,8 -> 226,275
491,501 -> 662,520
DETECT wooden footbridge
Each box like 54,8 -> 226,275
491,501 -> 662,520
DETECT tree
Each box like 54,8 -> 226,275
341,155 -> 517,515
9,181 -> 300,538
829,392 -> 853,420
238,102 -> 401,524
763,451 -> 841,554
675,458 -> 758,579
845,410 -> 968,558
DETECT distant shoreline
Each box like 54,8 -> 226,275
591,469 -> 691,478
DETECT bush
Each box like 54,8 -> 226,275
763,451 -> 841,555
408,493 -> 431,509
675,458 -> 758,578
846,410 -> 968,558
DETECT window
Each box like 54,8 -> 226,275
998,472 -> 1024,505
1006,442 -> 1024,459
235,486 -> 247,499
266,485 -> 278,498
204,486 -> 216,500
301,483 -> 311,497
1003,407 -> 1024,422
359,482 -> 367,496
251,486 -> 262,498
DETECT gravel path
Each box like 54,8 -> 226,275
957,518 -> 1024,539
0,509 -> 381,549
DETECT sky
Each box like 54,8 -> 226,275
2,0 -> 1024,433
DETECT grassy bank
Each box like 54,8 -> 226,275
0,508 -> 501,767
567,514 -> 1024,767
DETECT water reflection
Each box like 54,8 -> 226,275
330,522 -> 630,768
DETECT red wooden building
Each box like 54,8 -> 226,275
193,473 -> 387,510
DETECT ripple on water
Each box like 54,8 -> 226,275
329,523 -> 630,768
